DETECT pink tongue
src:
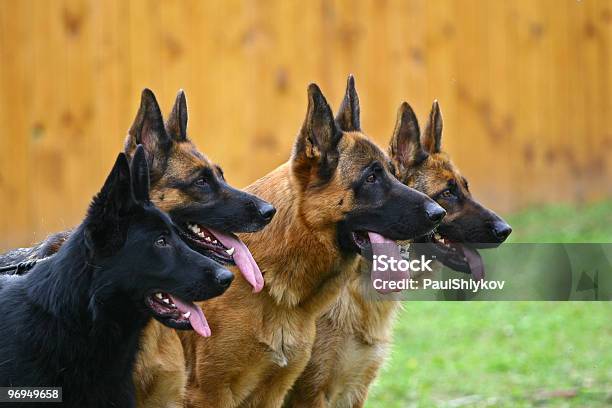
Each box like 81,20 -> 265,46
208,229 -> 264,293
463,246 -> 485,281
169,295 -> 211,338
368,232 -> 408,294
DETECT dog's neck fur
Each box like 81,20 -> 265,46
241,162 -> 359,315
339,267 -> 401,343
26,225 -> 147,330
22,224 -> 149,389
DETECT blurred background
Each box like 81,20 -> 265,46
1,0 -> 612,249
0,1 -> 611,406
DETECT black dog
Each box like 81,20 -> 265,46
0,146 -> 233,407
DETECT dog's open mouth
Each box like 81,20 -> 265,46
351,231 -> 371,254
425,230 -> 485,280
179,223 -> 236,265
351,230 -> 403,260
145,291 -> 211,337
351,230 -> 402,256
177,223 -> 265,292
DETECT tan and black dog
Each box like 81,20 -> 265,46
286,98 -> 512,407
0,89 -> 276,408
178,79 -> 444,407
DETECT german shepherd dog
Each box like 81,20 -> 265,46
0,146 -> 233,407
175,79 -> 444,408
0,89 -> 275,407
286,98 -> 512,408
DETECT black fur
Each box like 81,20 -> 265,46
166,165 -> 277,235
335,74 -> 361,132
336,158 -> 444,255
0,146 -> 231,407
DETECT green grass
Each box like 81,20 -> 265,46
506,201 -> 612,243
366,201 -> 612,407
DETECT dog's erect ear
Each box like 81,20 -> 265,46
130,145 -> 151,205
389,102 -> 428,172
293,84 -> 342,182
95,153 -> 133,215
166,89 -> 188,141
422,100 -> 443,153
125,89 -> 170,175
85,153 -> 135,255
335,74 -> 361,132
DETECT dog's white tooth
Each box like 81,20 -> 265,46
212,240 -> 218,244
183,311 -> 191,319
226,247 -> 235,256
155,293 -> 163,300
171,303 -> 176,307
205,236 -> 211,242
163,298 -> 170,304
198,231 -> 206,238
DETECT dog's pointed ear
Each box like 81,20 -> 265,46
125,89 -> 170,175
85,153 -> 135,255
422,100 -> 443,153
293,84 -> 342,183
335,74 -> 361,132
95,153 -> 132,214
165,89 -> 188,141
130,145 -> 151,205
389,102 -> 428,172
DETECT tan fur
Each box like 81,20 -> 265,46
287,275 -> 400,408
134,323 -> 186,408
287,148 -> 469,407
177,130 -> 391,408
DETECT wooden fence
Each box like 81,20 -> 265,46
1,0 -> 611,249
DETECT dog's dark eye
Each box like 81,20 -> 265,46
366,174 -> 376,183
155,236 -> 168,247
194,178 -> 208,187
441,189 -> 454,199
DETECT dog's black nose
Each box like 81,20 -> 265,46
257,202 -> 276,221
215,269 -> 234,288
492,221 -> 512,242
425,202 -> 446,224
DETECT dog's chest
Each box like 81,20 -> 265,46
258,311 -> 316,368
